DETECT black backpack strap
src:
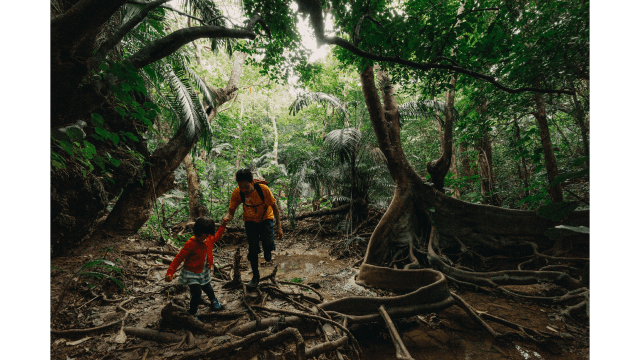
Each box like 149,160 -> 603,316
240,183 -> 265,204
254,183 -> 265,202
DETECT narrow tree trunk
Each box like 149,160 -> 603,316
532,87 -> 563,203
569,79 -> 589,157
184,153 -> 208,221
271,115 -> 278,165
477,129 -> 501,206
425,1 -> 464,192
472,99 -> 500,206
513,117 -> 530,198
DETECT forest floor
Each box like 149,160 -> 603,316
50,215 -> 590,360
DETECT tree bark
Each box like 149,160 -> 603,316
426,1 -> 464,192
184,153 -> 208,221
473,100 -> 500,206
103,125 -> 196,232
532,88 -> 563,203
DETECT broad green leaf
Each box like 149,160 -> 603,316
110,158 -> 122,167
66,127 -> 84,141
91,113 -> 104,125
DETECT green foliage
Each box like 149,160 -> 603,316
52,259 -> 125,290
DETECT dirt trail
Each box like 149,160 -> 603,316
50,226 -> 589,360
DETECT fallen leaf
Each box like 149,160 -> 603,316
546,326 -> 559,333
67,337 -> 91,346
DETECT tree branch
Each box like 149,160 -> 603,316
327,36 -> 573,95
93,0 -> 172,65
126,26 -> 257,69
294,0 -> 573,95
127,0 -> 205,23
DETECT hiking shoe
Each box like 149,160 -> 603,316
264,252 -> 272,262
247,277 -> 260,288
210,298 -> 222,311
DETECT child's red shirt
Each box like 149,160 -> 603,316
167,225 -> 226,277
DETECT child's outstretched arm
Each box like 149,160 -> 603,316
165,242 -> 193,282
206,224 -> 227,247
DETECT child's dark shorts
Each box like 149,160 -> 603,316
245,219 -> 275,262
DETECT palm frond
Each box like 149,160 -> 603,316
184,65 -> 215,108
178,0 -> 236,55
159,63 -> 210,142
398,100 -> 459,123
289,91 -> 348,119
324,128 -> 361,163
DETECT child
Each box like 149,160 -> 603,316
165,217 -> 226,320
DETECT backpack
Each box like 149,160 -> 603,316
240,179 -> 269,221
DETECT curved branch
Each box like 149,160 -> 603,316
295,0 -> 571,95
327,36 -> 573,95
127,0 -> 205,23
93,0 -> 173,65
126,27 -> 257,69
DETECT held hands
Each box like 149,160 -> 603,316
221,214 -> 231,226
164,274 -> 173,282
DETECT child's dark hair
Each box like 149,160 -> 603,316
193,217 -> 217,237
235,168 -> 253,183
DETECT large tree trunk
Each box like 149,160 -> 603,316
103,126 -> 195,232
356,66 -> 588,290
532,89 -> 563,203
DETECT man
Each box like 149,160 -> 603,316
222,169 -> 283,287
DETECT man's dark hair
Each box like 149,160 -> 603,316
236,168 -> 253,183
193,217 -> 217,237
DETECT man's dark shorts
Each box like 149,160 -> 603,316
245,219 -> 275,262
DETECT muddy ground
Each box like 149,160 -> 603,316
50,216 -> 589,359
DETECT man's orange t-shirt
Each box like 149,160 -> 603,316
229,184 -> 277,222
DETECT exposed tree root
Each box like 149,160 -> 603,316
174,329 -> 273,360
51,297 -> 133,336
122,327 -> 183,343
252,306 -> 362,359
258,327 -> 306,360
51,318 -> 124,336
379,305 -> 415,360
